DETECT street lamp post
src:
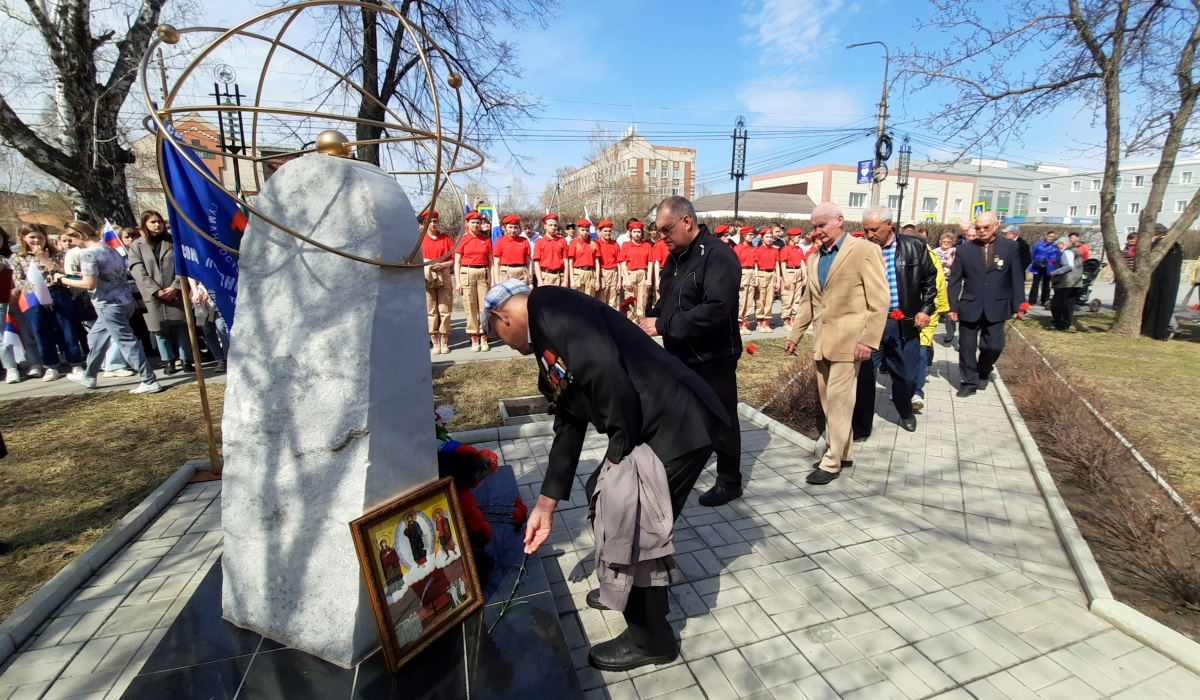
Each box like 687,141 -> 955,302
847,41 -> 890,207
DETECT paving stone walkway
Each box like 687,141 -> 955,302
2,343 -> 1198,699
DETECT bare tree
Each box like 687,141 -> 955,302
0,0 -> 172,223
899,0 -> 1200,335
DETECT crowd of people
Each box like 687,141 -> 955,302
0,212 -> 230,394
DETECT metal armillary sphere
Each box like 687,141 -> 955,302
139,0 -> 485,269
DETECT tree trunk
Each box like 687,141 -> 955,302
355,3 -> 382,166
1111,274 -> 1150,335
76,166 -> 136,226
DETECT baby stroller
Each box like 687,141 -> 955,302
1076,259 -> 1106,312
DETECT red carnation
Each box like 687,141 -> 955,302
889,309 -> 905,321
746,344 -> 757,355
512,497 -> 528,526
1019,302 -> 1031,311
619,296 -> 636,313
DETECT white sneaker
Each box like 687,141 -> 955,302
912,397 -> 925,411
130,381 -> 164,394
70,366 -> 84,375
25,366 -> 42,378
5,369 -> 20,384
66,372 -> 97,389
480,337 -> 490,352
42,367 -> 60,382
103,368 -> 136,377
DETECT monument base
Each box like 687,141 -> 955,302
120,467 -> 582,699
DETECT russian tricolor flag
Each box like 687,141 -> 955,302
17,263 -> 52,313
101,220 -> 127,258
3,312 -> 24,362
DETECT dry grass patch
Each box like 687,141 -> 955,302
432,358 -> 540,432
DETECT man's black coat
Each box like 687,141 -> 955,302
947,237 -> 1026,323
647,225 -> 742,368
891,233 -> 940,339
528,286 -> 729,502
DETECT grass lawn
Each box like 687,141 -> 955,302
1013,313 -> 1200,500
0,341 -> 804,624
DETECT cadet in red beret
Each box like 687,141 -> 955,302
493,214 -> 532,286
618,220 -> 652,320
734,227 -> 759,333
567,219 -> 600,297
596,220 -> 622,309
754,230 -> 781,332
420,210 -> 453,354
533,213 -> 569,287
780,228 -> 808,332
455,210 -> 494,352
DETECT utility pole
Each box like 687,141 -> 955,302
848,41 -> 890,206
730,116 -> 748,221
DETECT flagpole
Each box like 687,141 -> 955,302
179,275 -> 222,481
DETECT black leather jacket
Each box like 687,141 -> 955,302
889,234 -> 939,338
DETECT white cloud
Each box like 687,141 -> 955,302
736,79 -> 864,128
741,0 -> 848,65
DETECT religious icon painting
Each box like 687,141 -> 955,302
350,477 -> 483,673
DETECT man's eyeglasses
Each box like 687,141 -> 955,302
659,218 -> 680,236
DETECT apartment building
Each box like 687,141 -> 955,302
559,126 -> 696,217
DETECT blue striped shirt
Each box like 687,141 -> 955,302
881,238 -> 899,311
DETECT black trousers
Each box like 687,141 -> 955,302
877,319 -> 921,420
958,318 -> 1006,389
852,355 -> 877,440
1028,272 -> 1052,305
1050,287 -> 1080,329
585,444 -> 713,654
692,357 -> 743,490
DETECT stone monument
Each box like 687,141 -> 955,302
220,152 -> 438,668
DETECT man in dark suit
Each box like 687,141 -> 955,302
483,280 -> 728,671
1003,225 -> 1033,271
947,212 -> 1028,397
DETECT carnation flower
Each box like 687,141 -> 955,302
1019,302 -> 1031,311
434,406 -> 454,425
889,309 -> 905,321
746,344 -> 757,355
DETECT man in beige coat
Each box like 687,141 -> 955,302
784,203 -> 889,485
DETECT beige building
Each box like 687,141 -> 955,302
559,126 -> 696,218
749,163 -> 978,224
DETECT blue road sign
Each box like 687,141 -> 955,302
857,160 -> 873,185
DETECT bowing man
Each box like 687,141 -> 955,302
482,280 -> 728,673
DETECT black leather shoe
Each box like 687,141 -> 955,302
956,386 -> 976,398
900,416 -> 917,432
812,460 -> 853,471
182,361 -> 195,373
806,468 -> 841,485
215,359 -> 227,372
698,484 -> 743,507
587,630 -> 677,671
854,435 -> 870,443
586,589 -> 610,611
163,361 -> 179,375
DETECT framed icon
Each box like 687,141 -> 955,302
349,477 -> 483,672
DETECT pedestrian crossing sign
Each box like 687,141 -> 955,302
972,202 -> 986,219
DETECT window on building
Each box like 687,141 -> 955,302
646,170 -> 653,178
660,168 -> 667,177
660,187 -> 668,195
887,195 -> 900,209
1134,175 -> 1145,187
1071,181 -> 1081,192
849,192 -> 867,208
978,189 -> 994,210
1037,207 -> 1049,213
1176,199 -> 1188,213
1129,202 -> 1140,214
672,168 -> 680,179
921,197 -> 939,212
1091,179 -> 1101,190
1088,204 -> 1098,216
1068,206 -> 1078,216
1039,196 -> 1050,203
1013,192 -> 1029,217
671,187 -> 680,196
953,199 -> 964,213
996,191 -> 1011,213
191,139 -> 215,159
1126,225 -> 1137,233
1182,171 -> 1194,185
1115,177 -> 1123,189
1040,182 -> 1052,189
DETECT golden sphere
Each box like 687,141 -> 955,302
315,130 -> 352,157
447,72 -> 463,89
156,24 -> 181,45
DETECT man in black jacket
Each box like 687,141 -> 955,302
484,280 -> 728,671
1003,225 -> 1033,271
638,196 -> 745,507
947,211 -> 1028,397
861,206 -> 939,432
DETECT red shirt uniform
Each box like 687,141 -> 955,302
568,238 -> 597,268
735,244 -> 758,268
456,233 -> 492,266
652,239 -> 670,267
781,244 -> 806,268
756,245 -> 780,272
534,235 -> 568,271
493,234 -> 531,265
597,238 -> 622,269
421,232 -> 454,260
619,240 -> 652,270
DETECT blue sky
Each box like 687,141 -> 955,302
190,0 -> 1108,200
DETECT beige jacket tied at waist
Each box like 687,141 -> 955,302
592,444 -> 679,612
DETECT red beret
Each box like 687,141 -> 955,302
597,220 -> 614,229
419,209 -> 438,220
464,211 -> 483,220
759,226 -> 772,234
739,226 -> 755,235
786,228 -> 802,236
542,213 -> 559,222
501,214 -> 521,226
576,218 -> 591,228
714,225 -> 730,234
850,230 -> 866,237
627,220 -> 643,230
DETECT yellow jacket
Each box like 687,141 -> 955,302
921,248 -> 950,347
